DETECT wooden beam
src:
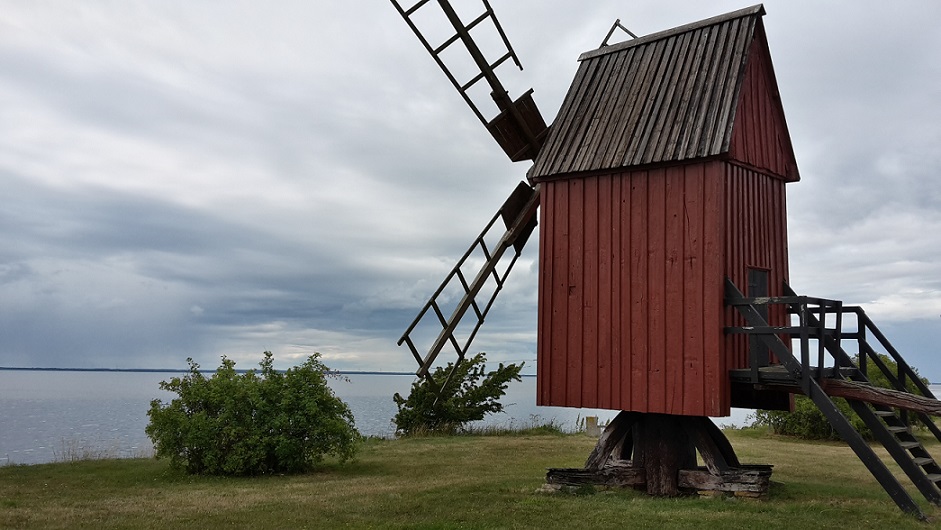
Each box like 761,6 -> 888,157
547,462 -> 646,488
752,380 -> 941,416
584,411 -> 639,470
822,380 -> 941,416
678,466 -> 772,493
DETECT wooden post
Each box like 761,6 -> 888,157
633,414 -> 697,495
585,416 -> 601,437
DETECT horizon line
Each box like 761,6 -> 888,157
0,366 -> 539,377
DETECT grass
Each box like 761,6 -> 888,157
50,438 -> 154,464
1,429 -> 939,529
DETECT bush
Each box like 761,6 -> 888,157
392,352 -> 523,436
751,353 -> 929,441
146,352 -> 358,475
751,394 -> 869,441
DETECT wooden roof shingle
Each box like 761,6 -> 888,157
531,4 -> 794,180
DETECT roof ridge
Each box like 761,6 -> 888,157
579,4 -> 765,62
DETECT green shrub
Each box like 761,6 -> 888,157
146,352 -> 358,475
751,353 -> 929,441
392,352 -> 523,436
751,394 -> 870,441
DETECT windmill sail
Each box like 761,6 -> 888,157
390,0 -> 549,161
398,182 -> 539,391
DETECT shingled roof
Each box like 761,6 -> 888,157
530,4 -> 797,181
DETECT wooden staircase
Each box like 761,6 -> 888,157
725,279 -> 941,519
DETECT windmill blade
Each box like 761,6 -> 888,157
390,0 -> 549,161
398,182 -> 539,388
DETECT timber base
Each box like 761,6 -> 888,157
546,412 -> 772,497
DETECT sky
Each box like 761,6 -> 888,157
1,1 -> 940,381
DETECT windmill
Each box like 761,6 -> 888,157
390,1 -> 941,516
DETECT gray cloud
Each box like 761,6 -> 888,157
1,1 -> 940,381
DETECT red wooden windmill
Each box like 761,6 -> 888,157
390,2 -> 941,518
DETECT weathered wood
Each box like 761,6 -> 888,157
822,380 -> 941,416
549,464 -> 772,495
678,466 -> 773,493
584,411 -> 639,470
683,416 -> 736,475
739,378 -> 941,416
551,413 -> 771,497
547,461 -> 646,488
633,414 -> 697,496
702,415 -> 741,467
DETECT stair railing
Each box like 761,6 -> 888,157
725,279 -> 927,516
725,283 -> 847,391
847,306 -> 937,399
777,284 -> 941,443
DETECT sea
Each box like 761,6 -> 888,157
4,369 -> 933,467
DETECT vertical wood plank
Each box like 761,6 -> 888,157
664,167 -> 685,413
582,177 -> 599,407
566,179 -> 585,407
617,172 -> 633,410
630,171 -> 649,412
647,168 -> 667,413
702,162 -> 726,414
722,163 -> 792,376
608,175 -> 630,404
596,175 -> 613,409
550,181 -> 570,406
683,164 -> 705,415
537,184 -> 551,405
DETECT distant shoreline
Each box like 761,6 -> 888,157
0,366 -> 413,376
0,366 -> 538,377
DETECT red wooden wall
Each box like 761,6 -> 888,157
721,164 -> 791,410
536,161 -> 726,416
535,159 -> 790,417
728,24 -> 799,183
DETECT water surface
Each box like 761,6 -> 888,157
2,369 -> 882,466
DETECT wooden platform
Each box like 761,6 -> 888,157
729,365 -> 860,383
730,367 -> 941,416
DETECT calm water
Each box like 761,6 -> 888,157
5,369 -> 902,466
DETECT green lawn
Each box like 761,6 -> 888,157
1,429 -> 939,529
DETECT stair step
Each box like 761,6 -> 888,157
885,425 -> 909,434
899,441 -> 920,450
873,410 -> 896,417
912,457 -> 934,467
927,474 -> 941,483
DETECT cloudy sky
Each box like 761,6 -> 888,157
2,1 -> 940,381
